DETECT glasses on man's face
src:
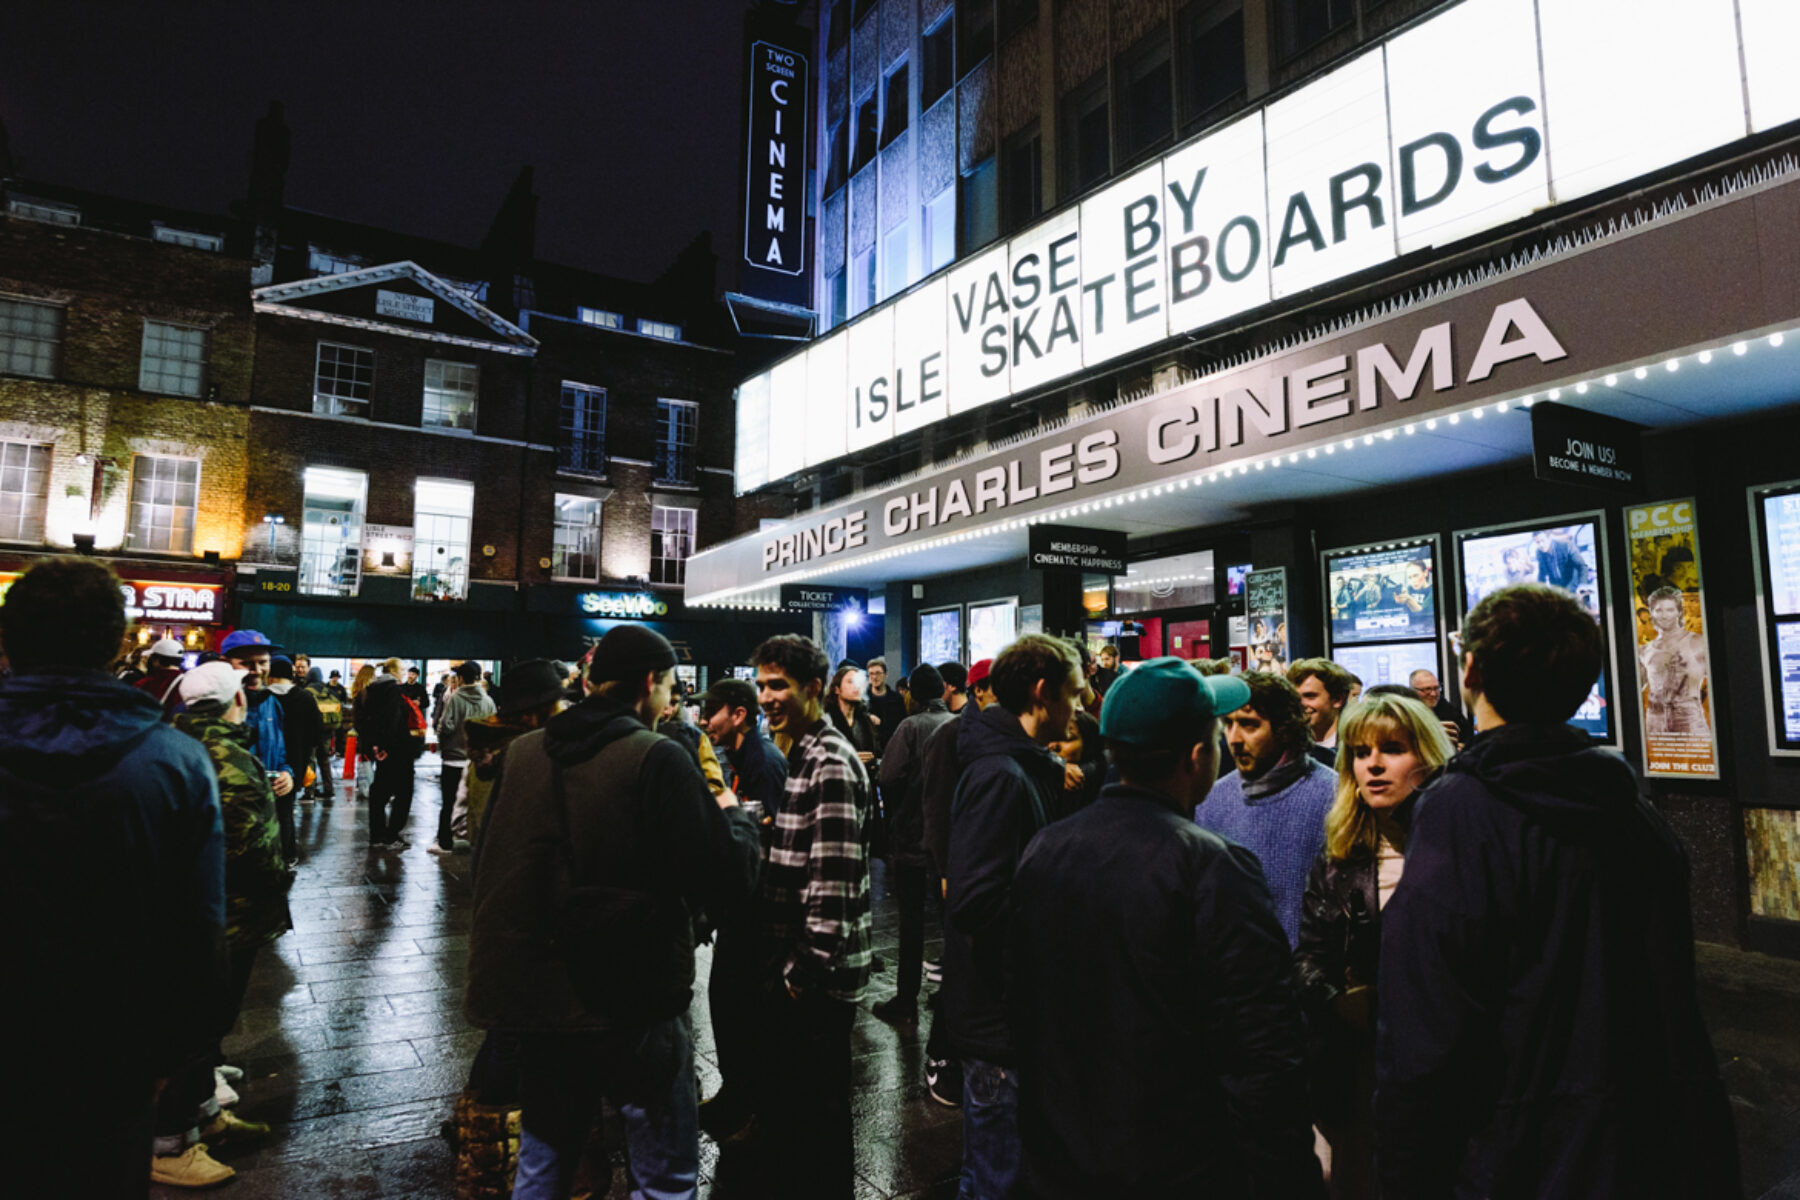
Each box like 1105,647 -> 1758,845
1417,685 -> 1441,698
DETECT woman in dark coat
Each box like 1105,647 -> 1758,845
1293,692 -> 1453,1199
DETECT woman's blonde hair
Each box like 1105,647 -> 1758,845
351,663 -> 377,698
1324,693 -> 1455,860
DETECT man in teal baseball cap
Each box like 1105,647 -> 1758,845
1005,657 -> 1321,1198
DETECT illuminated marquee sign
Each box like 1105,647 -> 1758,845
737,0 -> 1792,491
744,39 -> 808,277
578,591 -> 671,619
1,572 -> 227,624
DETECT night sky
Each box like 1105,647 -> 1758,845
2,1 -> 757,288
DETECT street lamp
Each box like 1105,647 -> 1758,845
262,512 -> 286,557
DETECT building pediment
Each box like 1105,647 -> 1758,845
252,262 -> 537,355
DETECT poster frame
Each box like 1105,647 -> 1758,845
918,603 -> 965,668
1318,533 -> 1446,685
967,595 -> 1021,665
1624,497 -> 1721,780
1451,508 -> 1623,750
1747,478 -> 1800,758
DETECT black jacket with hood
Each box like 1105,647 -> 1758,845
0,671 -> 227,1094
942,703 -> 1066,1065
1375,723 -> 1739,1199
466,694 -> 761,1033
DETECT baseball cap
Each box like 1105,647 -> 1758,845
149,637 -> 184,660
967,658 -> 994,689
220,629 -> 284,659
1099,657 -> 1251,750
178,661 -> 250,710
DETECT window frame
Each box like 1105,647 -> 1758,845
650,504 -> 698,587
0,440 -> 52,544
411,478 -> 476,602
152,224 -> 224,252
1059,69 -> 1112,199
127,453 -> 201,556
559,381 -> 609,476
138,319 -> 208,399
1179,0 -> 1248,130
654,398 -> 700,487
298,465 -> 368,598
577,306 -> 623,329
1115,26 -> 1175,166
1273,0 -> 1355,64
551,493 -> 604,583
921,15 -> 955,111
881,60 -> 911,149
1001,121 -> 1044,234
422,358 -> 479,432
0,295 -> 63,380
312,340 -> 375,418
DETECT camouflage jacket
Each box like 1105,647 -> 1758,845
174,706 -> 293,951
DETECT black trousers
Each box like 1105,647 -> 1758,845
706,925 -> 762,1102
369,754 -> 415,843
758,990 -> 855,1199
275,789 -> 297,862
312,737 -> 336,797
891,861 -> 927,1005
436,763 -> 465,848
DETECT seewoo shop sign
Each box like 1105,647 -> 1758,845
735,0 -> 1798,490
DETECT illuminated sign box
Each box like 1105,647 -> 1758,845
736,0 -> 1776,491
578,591 -> 670,619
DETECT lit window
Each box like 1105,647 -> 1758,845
577,307 -> 623,329
552,494 -> 603,582
313,341 -> 374,417
423,359 -> 478,430
0,297 -> 63,379
560,382 -> 608,475
307,246 -> 368,276
139,321 -> 207,398
881,62 -> 910,149
299,466 -> 366,597
651,505 -> 696,586
655,399 -> 699,486
153,225 -> 224,252
0,441 -> 51,543
412,479 -> 474,601
6,198 -> 79,225
884,223 -> 910,301
128,455 -> 199,554
637,319 -> 682,341
924,187 -> 956,275
850,248 -> 877,317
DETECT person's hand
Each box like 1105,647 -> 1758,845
1441,720 -> 1462,749
857,751 -> 875,765
373,746 -> 388,762
271,771 -> 294,796
715,787 -> 740,811
1062,763 -> 1085,791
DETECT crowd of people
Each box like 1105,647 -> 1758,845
0,554 -> 1743,1198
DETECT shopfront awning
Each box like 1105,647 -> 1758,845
690,158 -> 1800,604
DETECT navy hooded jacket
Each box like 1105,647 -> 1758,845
1375,723 -> 1739,1199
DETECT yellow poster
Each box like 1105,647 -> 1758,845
1625,499 -> 1719,779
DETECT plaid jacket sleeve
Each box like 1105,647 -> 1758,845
784,747 -> 870,993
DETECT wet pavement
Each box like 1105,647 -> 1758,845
159,758 -> 1800,1198
159,760 -> 961,1199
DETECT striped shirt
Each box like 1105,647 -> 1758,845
763,718 -> 873,1003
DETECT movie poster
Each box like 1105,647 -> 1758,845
1246,567 -> 1289,675
1326,545 -> 1438,644
920,608 -> 962,666
1626,499 -> 1719,779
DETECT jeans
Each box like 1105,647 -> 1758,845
957,1058 -> 1021,1200
891,861 -> 926,1005
513,1016 -> 697,1200
757,990 -> 856,1198
368,754 -> 415,844
437,763 -> 464,848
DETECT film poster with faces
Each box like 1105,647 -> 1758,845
1245,568 -> 1289,676
1626,499 -> 1719,779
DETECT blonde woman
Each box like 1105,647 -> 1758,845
1293,693 -> 1454,1199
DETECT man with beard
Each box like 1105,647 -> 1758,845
1195,673 -> 1335,947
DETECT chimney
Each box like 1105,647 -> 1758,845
247,101 -> 290,284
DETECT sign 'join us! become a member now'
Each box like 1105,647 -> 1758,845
734,0 -> 1800,493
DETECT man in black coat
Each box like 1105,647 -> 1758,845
1009,657 -> 1322,1199
1377,584 -> 1739,1198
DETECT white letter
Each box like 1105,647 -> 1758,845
1466,298 -> 1567,382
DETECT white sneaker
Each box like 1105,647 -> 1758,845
215,1064 -> 244,1083
214,1070 -> 239,1108
426,841 -> 452,857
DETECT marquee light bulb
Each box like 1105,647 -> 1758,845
1448,414 -> 1461,425
1698,350 -> 1713,364
1404,424 -> 1416,434
1495,401 -> 1510,412
1548,387 -> 1562,400
1255,460 -> 1265,470
1605,374 -> 1618,386
1664,358 -> 1680,372
1471,407 -> 1485,419
1575,382 -> 1588,394
1733,341 -> 1748,355
1635,366 -> 1649,380
1771,332 -> 1786,347
1363,434 -> 1374,445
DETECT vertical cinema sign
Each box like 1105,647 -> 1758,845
744,39 -> 808,276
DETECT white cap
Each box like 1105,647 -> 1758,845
177,661 -> 249,710
150,638 -> 185,659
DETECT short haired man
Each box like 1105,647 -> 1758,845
873,663 -> 956,1027
357,658 -> 421,850
400,665 -> 430,714
267,656 -> 324,813
1010,659 -> 1322,1198
431,661 -> 495,857
939,660 -> 971,712
1287,657 -> 1353,766
1196,672 -> 1335,947
944,634 -> 1083,1197
751,633 -> 873,1197
220,630 -> 298,859
1377,585 -> 1739,1196
0,560 -> 226,1195
1093,643 -> 1120,697
694,676 -> 788,1139
1407,667 -> 1471,748
468,625 -> 759,1197
865,656 -> 908,752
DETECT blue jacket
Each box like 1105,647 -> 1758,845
244,687 -> 292,778
0,670 -> 227,1087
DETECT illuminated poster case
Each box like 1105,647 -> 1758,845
967,598 -> 1019,666
1319,535 -> 1444,693
919,605 -> 964,668
1749,480 -> 1800,756
1452,511 -> 1622,748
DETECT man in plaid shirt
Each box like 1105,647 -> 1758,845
751,634 -> 872,1197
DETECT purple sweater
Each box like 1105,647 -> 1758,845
1194,754 -> 1335,947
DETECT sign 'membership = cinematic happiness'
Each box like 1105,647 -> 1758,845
1530,401 -> 1645,494
1027,525 -> 1128,574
